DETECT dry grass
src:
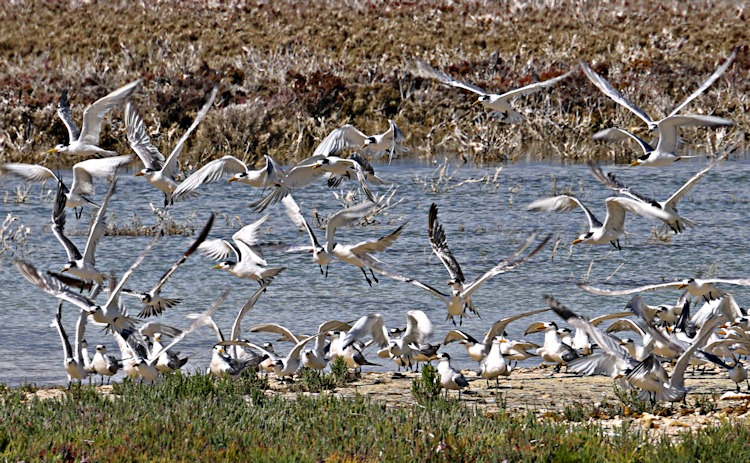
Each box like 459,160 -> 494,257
0,0 -> 747,169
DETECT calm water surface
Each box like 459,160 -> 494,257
1,158 -> 748,386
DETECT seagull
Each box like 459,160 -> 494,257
443,307 -> 552,362
171,154 -> 283,203
527,195 -> 630,249
250,154 -> 375,212
313,120 -> 407,163
126,85 -> 218,206
122,213 -> 215,317
404,206 -> 550,323
199,215 -> 285,285
48,80 -> 142,158
416,59 -> 573,123
435,353 -> 469,398
580,278 -> 750,303
0,155 -> 133,219
51,302 -> 88,384
52,177 -> 117,284
588,155 -> 726,234
580,51 -> 736,165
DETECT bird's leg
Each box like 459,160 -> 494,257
318,265 -> 324,276
369,269 -> 379,284
360,268 -> 373,287
75,207 -> 82,220
324,265 -> 329,278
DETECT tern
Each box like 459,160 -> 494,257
527,195 -> 630,249
51,177 -> 117,284
126,85 -> 218,206
416,59 -> 573,123
436,353 -> 469,398
524,320 -> 579,372
199,215 -> 285,285
51,302 -> 89,384
580,50 -> 736,165
90,344 -> 120,383
171,154 -> 283,203
313,120 -> 407,163
404,206 -> 550,323
479,338 -> 512,389
0,155 -> 132,219
581,278 -> 750,303
443,307 -> 552,362
223,332 -> 327,379
122,213 -> 215,317
589,155 -> 725,234
250,154 -> 375,212
48,80 -> 141,158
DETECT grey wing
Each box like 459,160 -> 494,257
664,152 -> 726,208
14,259 -> 96,312
69,154 -> 133,198
139,322 -> 183,339
499,69 -> 574,99
57,89 -> 81,142
229,281 -> 271,342
484,307 -> 553,345
247,323 -> 300,344
172,155 -> 248,202
198,239 -> 238,262
389,119 -> 406,143
150,214 -> 214,295
588,165 -> 659,207
601,198 -> 628,233
415,60 -> 488,96
527,195 -> 602,230
82,177 -> 118,265
578,282 -> 684,296
313,125 -> 367,157
428,203 -> 464,283
325,200 -> 377,252
161,85 -> 218,179
51,180 -> 82,261
444,330 -> 477,345
591,128 -> 652,154
580,61 -> 652,126
655,115 -> 733,154
668,47 -> 737,118
0,163 -> 58,183
52,304 -> 74,360
403,310 -> 433,346
125,102 -> 165,171
78,79 -> 141,145
350,222 -> 407,254
341,314 -> 388,349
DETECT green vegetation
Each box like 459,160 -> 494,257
2,373 -> 750,462
0,1 -> 746,169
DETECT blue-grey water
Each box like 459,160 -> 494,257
1,158 -> 748,386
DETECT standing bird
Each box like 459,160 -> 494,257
90,345 -> 120,384
436,353 -> 469,398
51,302 -> 88,385
126,85 -> 218,206
416,60 -> 573,123
313,120 -> 407,163
48,80 -> 142,158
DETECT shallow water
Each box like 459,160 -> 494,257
1,157 -> 748,386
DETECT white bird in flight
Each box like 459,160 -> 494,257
48,80 -> 142,158
313,120 -> 407,163
126,85 -> 218,206
416,59 -> 573,123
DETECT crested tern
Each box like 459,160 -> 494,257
436,352 -> 469,398
313,120 -> 407,163
126,85 -> 218,206
416,59 -> 573,123
48,80 -> 142,158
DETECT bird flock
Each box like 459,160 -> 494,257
3,47 -> 748,404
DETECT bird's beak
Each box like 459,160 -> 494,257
571,238 -> 583,245
134,171 -> 144,177
677,283 -> 687,289
211,264 -> 222,269
716,329 -> 727,336
473,99 -> 482,106
218,347 -> 225,354
46,147 -> 58,154
227,177 -> 239,182
629,160 -> 640,167
524,322 -> 545,335
60,267 -> 68,273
